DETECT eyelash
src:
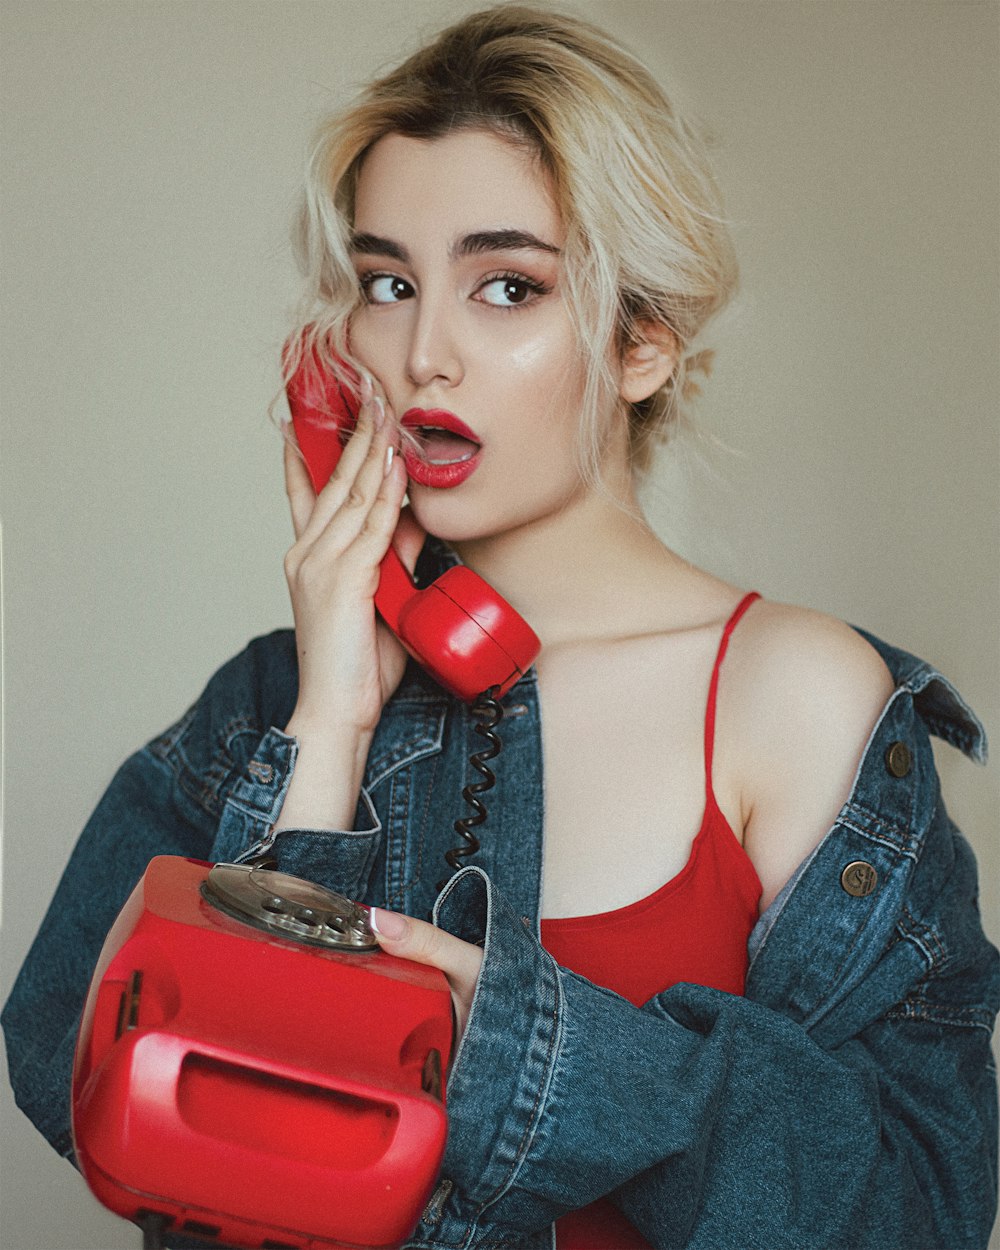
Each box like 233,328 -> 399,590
357,269 -> 552,309
358,272 -> 412,305
475,270 -> 551,309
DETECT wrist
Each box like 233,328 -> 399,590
285,709 -> 376,755
273,717 -> 375,833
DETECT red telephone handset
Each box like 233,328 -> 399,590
284,341 -> 540,701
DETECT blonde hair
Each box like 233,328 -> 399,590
290,3 -> 738,479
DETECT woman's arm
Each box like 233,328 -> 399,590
421,836 -> 995,1247
273,388 -> 418,833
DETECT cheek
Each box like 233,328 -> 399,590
502,336 -> 556,375
345,312 -> 371,368
490,315 -> 578,376
505,359 -> 585,450
346,311 -> 402,382
490,323 -> 585,408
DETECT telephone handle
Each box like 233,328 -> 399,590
284,348 -> 540,701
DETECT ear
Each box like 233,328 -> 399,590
619,321 -> 679,405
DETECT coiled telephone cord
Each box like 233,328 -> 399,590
440,686 -> 504,886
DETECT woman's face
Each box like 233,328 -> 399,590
348,128 -> 625,544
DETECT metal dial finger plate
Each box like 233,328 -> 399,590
201,863 -> 377,951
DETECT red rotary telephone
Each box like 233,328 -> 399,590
284,339 -> 540,702
71,856 -> 453,1250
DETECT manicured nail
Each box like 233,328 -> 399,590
384,445 -> 395,477
369,907 -> 407,940
360,374 -> 373,405
373,396 -> 385,429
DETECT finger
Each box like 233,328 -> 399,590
296,398 -> 380,542
343,401 -> 397,511
305,416 -> 398,561
319,395 -> 379,491
369,909 -> 483,993
284,436 -> 316,540
342,444 -> 409,560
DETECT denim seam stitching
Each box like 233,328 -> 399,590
884,999 -> 995,1031
367,710 -> 446,788
840,810 -> 920,860
387,769 -> 410,906
144,719 -> 210,808
895,905 -> 949,972
146,705 -> 196,757
412,751 -> 439,896
150,714 -> 264,818
471,955 -> 565,1219
388,753 -> 440,909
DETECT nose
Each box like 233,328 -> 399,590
405,291 -> 463,390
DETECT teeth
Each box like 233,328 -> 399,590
412,424 -> 479,465
427,452 -> 475,465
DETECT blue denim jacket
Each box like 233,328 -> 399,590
4,552 -> 998,1249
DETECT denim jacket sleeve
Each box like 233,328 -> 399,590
418,668 -> 999,1250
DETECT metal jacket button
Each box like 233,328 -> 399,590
841,861 -> 878,897
885,741 -> 912,778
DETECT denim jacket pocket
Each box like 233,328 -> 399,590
210,727 -> 299,863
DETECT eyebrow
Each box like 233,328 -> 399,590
349,229 -> 561,262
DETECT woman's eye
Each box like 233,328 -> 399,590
476,276 -> 544,308
361,274 -> 414,304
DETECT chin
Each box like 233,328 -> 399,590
411,484 -> 586,551
407,486 -> 509,545
409,500 -> 495,545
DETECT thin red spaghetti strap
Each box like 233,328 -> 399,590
704,592 -> 761,796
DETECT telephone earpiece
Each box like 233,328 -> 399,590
284,339 -> 540,702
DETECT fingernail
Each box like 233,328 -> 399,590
384,445 -> 394,477
360,374 -> 373,405
373,396 -> 385,430
369,907 -> 407,940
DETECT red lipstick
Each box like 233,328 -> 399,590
401,408 -> 482,489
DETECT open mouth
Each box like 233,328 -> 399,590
409,425 -> 481,465
400,408 -> 483,488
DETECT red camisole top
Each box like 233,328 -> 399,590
539,592 -> 763,1249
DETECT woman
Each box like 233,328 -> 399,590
4,6 -> 997,1249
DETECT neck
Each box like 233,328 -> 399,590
453,478 -> 683,647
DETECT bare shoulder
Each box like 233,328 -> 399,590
719,598 -> 896,910
726,598 -> 895,723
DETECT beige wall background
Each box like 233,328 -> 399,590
1,2 -> 997,1247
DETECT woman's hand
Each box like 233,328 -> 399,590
274,384 -> 424,833
283,385 -> 422,735
369,908 -> 483,1040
